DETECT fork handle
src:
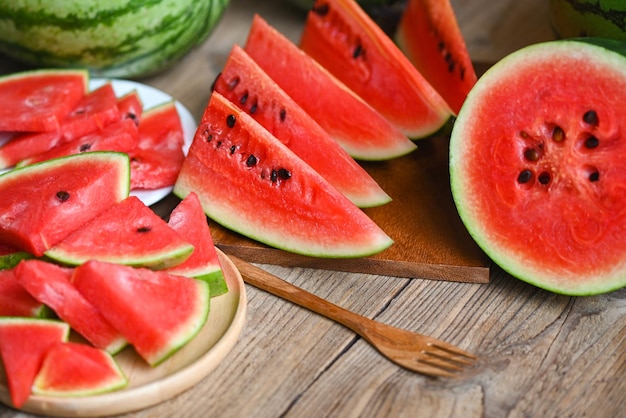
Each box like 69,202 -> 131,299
229,255 -> 372,334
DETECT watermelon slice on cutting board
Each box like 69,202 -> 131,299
174,91 -> 393,258
213,44 -> 390,208
244,15 -> 416,161
0,318 -> 70,408
166,192 -> 228,298
45,195 -> 194,270
73,260 -> 210,366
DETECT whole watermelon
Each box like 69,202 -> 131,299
0,0 -> 230,78
550,0 -> 626,41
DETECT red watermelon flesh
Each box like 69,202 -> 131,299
32,342 -> 127,397
18,118 -> 139,167
73,260 -> 210,366
299,0 -> 451,139
129,101 -> 185,190
45,195 -> 194,270
15,259 -> 127,354
116,89 -> 143,126
0,269 -> 44,318
213,45 -> 390,208
395,0 -> 477,115
0,318 -> 69,408
0,152 -> 131,257
244,15 -> 416,161
174,92 -> 393,258
166,192 -> 227,297
0,69 -> 88,132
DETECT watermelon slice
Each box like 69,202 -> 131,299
0,151 -> 130,257
395,0 -> 477,115
244,15 -> 415,161
0,318 -> 70,408
0,269 -> 45,318
73,260 -> 210,366
32,342 -> 128,397
128,101 -> 185,190
213,44 -> 391,208
166,192 -> 228,298
15,259 -> 127,354
0,69 -> 88,132
45,195 -> 194,270
299,0 -> 452,138
174,92 -> 393,258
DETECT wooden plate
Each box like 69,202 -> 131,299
0,250 -> 247,417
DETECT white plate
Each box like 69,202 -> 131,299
0,250 -> 247,417
0,79 -> 197,207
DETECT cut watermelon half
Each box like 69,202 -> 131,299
166,192 -> 228,298
0,318 -> 70,408
73,260 -> 210,366
395,0 -> 477,115
15,259 -> 127,354
45,195 -> 194,270
0,151 -> 130,257
213,44 -> 391,208
244,15 -> 415,160
128,101 -> 185,190
0,69 -> 88,132
32,342 -> 128,397
0,269 -> 45,318
175,92 -> 393,258
299,0 -> 452,138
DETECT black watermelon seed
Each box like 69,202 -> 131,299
246,155 -> 258,167
585,136 -> 599,149
583,110 -> 598,126
79,143 -> 92,152
552,126 -> 565,142
277,168 -> 292,180
226,114 -> 236,128
250,101 -> 258,114
517,170 -> 532,184
279,108 -> 286,122
524,148 -> 539,161
538,172 -> 551,185
589,171 -> 600,182
137,226 -> 152,233
230,145 -> 236,155
353,44 -> 363,59
240,91 -> 248,105
56,191 -> 70,202
312,3 -> 329,16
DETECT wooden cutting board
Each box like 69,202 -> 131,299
205,132 -> 490,284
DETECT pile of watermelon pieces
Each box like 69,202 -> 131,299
0,69 -> 185,191
0,150 -> 228,408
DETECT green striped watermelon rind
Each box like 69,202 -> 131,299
0,0 -> 231,78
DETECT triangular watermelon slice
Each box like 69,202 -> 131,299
213,45 -> 390,208
15,259 -> 127,354
0,318 -> 70,408
0,269 -> 45,318
128,101 -> 185,190
175,92 -> 393,258
32,342 -> 127,397
166,192 -> 228,297
244,15 -> 416,161
73,260 -> 210,366
0,69 -> 88,132
0,151 -> 130,257
45,195 -> 194,269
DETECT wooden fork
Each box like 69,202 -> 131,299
229,255 -> 477,378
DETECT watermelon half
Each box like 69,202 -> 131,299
450,38 -> 626,296
175,92 -> 393,258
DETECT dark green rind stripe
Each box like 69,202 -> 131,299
0,0 -> 230,78
557,0 -> 626,29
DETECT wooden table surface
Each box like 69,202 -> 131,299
2,1 -> 626,417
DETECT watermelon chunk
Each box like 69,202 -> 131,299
213,45 -> 391,208
0,318 -> 70,408
129,101 -> 185,190
73,260 -> 210,366
0,152 -> 131,256
0,269 -> 45,318
0,69 -> 88,132
116,89 -> 143,126
244,15 -> 416,161
32,342 -> 127,397
45,195 -> 194,270
166,192 -> 228,297
175,92 -> 393,258
15,259 -> 127,354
